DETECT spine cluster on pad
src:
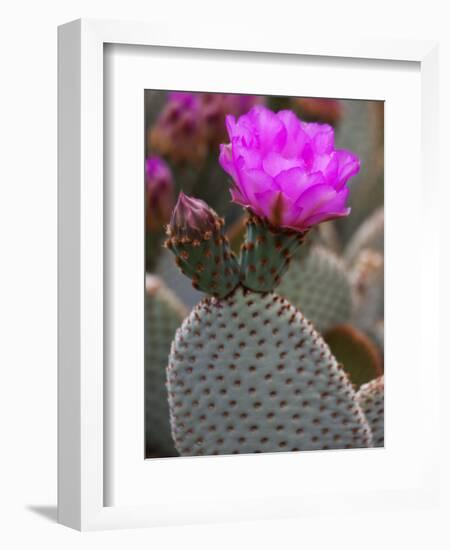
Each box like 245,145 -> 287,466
239,214 -> 307,292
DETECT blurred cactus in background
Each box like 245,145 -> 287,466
149,92 -> 208,166
144,92 -> 384,458
145,275 -> 187,457
149,91 -> 264,167
356,376 -> 384,447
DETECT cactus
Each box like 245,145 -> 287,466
164,193 -> 240,298
323,324 -> 383,389
165,194 -> 372,456
145,275 -> 187,457
239,214 -> 307,292
277,246 -> 353,333
155,105 -> 378,457
334,101 -> 384,243
155,248 -> 205,309
344,207 -> 384,265
168,287 -> 372,455
356,376 -> 384,447
350,249 -> 384,333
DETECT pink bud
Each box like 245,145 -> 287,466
169,192 -> 221,239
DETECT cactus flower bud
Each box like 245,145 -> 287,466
168,192 -> 221,240
146,156 -> 175,231
166,193 -> 240,298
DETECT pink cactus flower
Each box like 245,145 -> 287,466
219,106 -> 360,232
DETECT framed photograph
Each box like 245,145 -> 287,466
58,18 -> 439,530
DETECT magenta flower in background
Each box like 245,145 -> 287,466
219,105 -> 360,232
145,156 -> 175,230
168,92 -> 201,110
150,91 -> 264,165
149,93 -> 206,165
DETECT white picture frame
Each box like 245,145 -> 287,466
58,18 -> 439,531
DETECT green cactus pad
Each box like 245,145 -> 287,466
277,246 -> 353,333
167,286 -> 372,456
240,214 -> 307,293
356,376 -> 384,447
323,324 -> 383,389
145,275 -> 187,457
165,217 -> 240,299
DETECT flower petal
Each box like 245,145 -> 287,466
232,139 -> 263,170
334,150 -> 361,188
229,187 -> 248,207
312,124 -> 334,154
277,110 -> 307,157
274,168 -> 324,201
219,143 -> 238,181
262,152 -> 301,178
302,206 -> 350,227
251,106 -> 287,153
252,189 -> 277,219
295,184 -> 338,224
238,168 -> 275,204
298,186 -> 350,227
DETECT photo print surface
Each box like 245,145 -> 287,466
144,91 -> 384,459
